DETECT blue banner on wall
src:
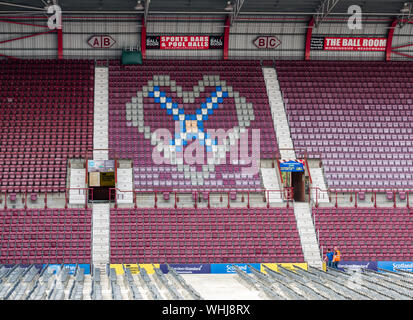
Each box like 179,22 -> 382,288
378,261 -> 413,273
280,160 -> 304,172
210,263 -> 261,274
160,264 -> 211,274
43,264 -> 91,275
338,261 -> 378,271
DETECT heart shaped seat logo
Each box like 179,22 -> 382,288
124,74 -> 258,185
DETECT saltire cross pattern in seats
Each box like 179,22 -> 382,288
148,86 -> 229,152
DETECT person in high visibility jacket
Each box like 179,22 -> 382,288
332,246 -> 341,268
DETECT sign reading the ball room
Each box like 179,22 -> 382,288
146,35 -> 224,50
311,36 -> 387,51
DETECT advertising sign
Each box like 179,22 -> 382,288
261,263 -> 308,273
210,263 -> 261,274
89,172 -> 100,187
88,35 -> 116,48
109,264 -> 160,275
44,264 -> 91,275
378,261 -> 413,273
88,160 -> 115,172
146,35 -> 224,50
311,36 -> 387,51
253,36 -> 281,49
280,160 -> 304,172
159,264 -> 211,274
310,36 -> 325,50
338,261 -> 378,271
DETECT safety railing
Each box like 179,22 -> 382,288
109,187 -> 294,209
309,186 -> 412,209
0,187 -> 93,209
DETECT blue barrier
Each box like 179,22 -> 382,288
210,263 -> 261,274
160,264 -> 211,274
338,261 -> 378,271
43,264 -> 91,275
377,261 -> 413,273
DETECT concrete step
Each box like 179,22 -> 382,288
293,202 -> 322,268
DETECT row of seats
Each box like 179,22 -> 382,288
0,208 -> 92,264
276,60 -> 413,190
110,207 -> 304,263
314,207 -> 413,261
108,60 -> 278,190
0,60 -> 94,191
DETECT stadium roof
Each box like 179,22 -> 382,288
0,0 -> 410,16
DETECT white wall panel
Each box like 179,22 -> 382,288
63,18 -> 140,58
228,16 -> 307,60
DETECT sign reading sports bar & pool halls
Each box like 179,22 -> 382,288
146,35 -> 224,50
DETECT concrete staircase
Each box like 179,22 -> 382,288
293,202 -> 323,268
93,67 -> 109,160
260,167 -> 283,203
90,66 -> 111,272
310,168 -> 330,203
68,168 -> 86,205
100,272 -> 112,300
262,67 -> 295,160
92,203 -> 110,271
116,161 -> 133,204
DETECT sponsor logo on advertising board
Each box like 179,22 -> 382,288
146,35 -> 224,50
253,36 -> 281,49
338,261 -> 378,271
378,261 -> 413,272
44,264 -> 91,275
311,36 -> 387,51
88,35 -> 116,48
210,263 -> 261,274
159,264 -> 211,274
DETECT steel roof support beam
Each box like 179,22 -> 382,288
314,0 -> 341,28
144,0 -> 150,27
304,17 -> 315,61
141,17 -> 146,59
385,18 -> 398,61
230,0 -> 246,25
223,15 -> 230,60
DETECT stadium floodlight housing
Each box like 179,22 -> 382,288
43,0 -> 52,10
400,2 -> 411,13
134,1 -> 144,11
224,1 -> 234,11
398,2 -> 413,28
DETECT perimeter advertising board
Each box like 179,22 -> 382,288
311,36 -> 387,51
146,35 -> 224,50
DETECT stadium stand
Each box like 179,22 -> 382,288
313,207 -> 413,260
2,0 -> 413,303
0,59 -> 94,193
108,60 -> 277,189
110,207 -> 304,264
0,208 -> 92,264
276,60 -> 413,190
